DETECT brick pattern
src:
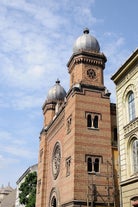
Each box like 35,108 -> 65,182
36,49 -> 117,207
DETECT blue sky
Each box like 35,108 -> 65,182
0,0 -> 137,188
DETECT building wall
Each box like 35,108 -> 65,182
112,49 -> 138,207
36,29 -> 118,207
36,85 -> 116,207
15,164 -> 38,207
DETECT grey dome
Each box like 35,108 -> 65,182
47,79 -> 66,102
73,28 -> 100,53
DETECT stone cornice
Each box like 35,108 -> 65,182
67,50 -> 107,73
120,175 -> 138,186
74,56 -> 104,65
111,48 -> 138,84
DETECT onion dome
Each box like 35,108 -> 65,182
47,79 -> 66,102
73,28 -> 100,53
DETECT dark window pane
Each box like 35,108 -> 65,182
87,157 -> 92,172
93,116 -> 98,128
94,158 -> 99,172
87,114 -> 92,127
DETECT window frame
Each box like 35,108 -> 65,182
86,155 -> 102,174
66,156 -> 71,176
128,137 -> 138,175
86,112 -> 101,129
122,85 -> 136,125
128,91 -> 136,122
132,139 -> 138,174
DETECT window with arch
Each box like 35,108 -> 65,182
93,115 -> 98,128
132,139 -> 138,173
128,91 -> 135,122
49,188 -> 58,207
66,115 -> 72,134
86,156 -> 101,174
51,196 -> 57,207
87,157 -> 92,172
131,197 -> 138,207
86,113 -> 100,129
94,158 -> 100,172
87,114 -> 92,127
66,156 -> 71,176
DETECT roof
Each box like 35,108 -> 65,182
1,189 -> 16,207
47,79 -> 66,102
16,163 -> 38,184
111,48 -> 138,84
73,28 -> 100,53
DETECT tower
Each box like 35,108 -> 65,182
36,28 -> 115,207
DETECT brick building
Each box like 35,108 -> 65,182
36,28 -> 119,207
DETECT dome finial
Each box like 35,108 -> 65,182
56,79 -> 60,84
83,28 -> 89,34
47,79 -> 66,102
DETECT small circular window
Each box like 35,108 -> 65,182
87,69 -> 96,79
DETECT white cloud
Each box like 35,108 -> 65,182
0,0 -> 100,95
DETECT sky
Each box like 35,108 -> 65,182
0,0 -> 137,188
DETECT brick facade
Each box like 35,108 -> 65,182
36,30 -> 119,207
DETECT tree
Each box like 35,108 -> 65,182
19,171 -> 37,207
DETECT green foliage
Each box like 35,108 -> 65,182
19,171 -> 37,207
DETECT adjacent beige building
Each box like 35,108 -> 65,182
111,48 -> 138,207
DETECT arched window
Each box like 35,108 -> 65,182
94,158 -> 99,172
86,112 -> 100,129
87,114 -> 92,127
93,116 -> 98,128
128,91 -> 135,121
132,139 -> 138,173
51,196 -> 57,207
131,197 -> 138,207
87,157 -> 92,172
86,156 -> 101,173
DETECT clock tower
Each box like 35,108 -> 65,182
67,28 -> 106,88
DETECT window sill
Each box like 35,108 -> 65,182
88,171 -> 100,175
87,127 -> 99,131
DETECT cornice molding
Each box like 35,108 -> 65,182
67,51 -> 106,73
111,48 -> 138,84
